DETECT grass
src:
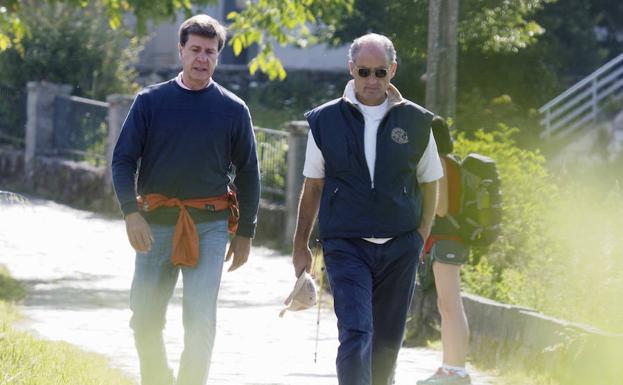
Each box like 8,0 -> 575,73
0,265 -> 26,302
422,339 -> 559,385
0,266 -> 136,385
492,370 -> 556,385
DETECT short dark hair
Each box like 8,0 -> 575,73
431,115 -> 454,154
179,14 -> 227,52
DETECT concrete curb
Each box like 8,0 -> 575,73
462,293 -> 623,384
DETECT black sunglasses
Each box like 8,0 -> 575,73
355,66 -> 389,78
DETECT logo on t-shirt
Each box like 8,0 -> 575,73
391,127 -> 408,144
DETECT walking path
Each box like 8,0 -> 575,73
0,199 -> 497,384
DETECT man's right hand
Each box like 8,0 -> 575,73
125,212 -> 153,253
292,247 -> 313,278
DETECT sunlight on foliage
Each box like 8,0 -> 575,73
227,0 -> 353,80
457,124 -> 623,333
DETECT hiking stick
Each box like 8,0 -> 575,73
312,239 -> 325,363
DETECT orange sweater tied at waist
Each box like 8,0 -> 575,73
137,191 -> 239,267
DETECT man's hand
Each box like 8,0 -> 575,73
417,226 -> 431,262
225,235 -> 251,272
291,177 -> 323,278
417,226 -> 431,245
292,247 -> 313,278
125,212 -> 153,253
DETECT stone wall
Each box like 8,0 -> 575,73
0,148 -> 115,212
1,147 -> 287,246
0,147 -> 23,188
461,293 -> 623,384
407,288 -> 623,384
5,81 -> 310,249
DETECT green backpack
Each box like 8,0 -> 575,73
449,153 -> 503,247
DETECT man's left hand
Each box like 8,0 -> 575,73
417,226 -> 431,244
417,226 -> 431,262
225,235 -> 252,272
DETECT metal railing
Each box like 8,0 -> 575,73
49,95 -> 109,165
40,93 -> 289,203
254,127 -> 288,204
539,52 -> 623,138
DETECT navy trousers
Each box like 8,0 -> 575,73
323,231 -> 423,385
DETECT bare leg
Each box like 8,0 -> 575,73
432,262 -> 469,367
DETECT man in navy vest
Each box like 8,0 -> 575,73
291,33 -> 442,385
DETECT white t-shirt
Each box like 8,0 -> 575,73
303,85 -> 442,183
175,72 -> 212,90
303,82 -> 443,243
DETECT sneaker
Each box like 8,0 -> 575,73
416,367 -> 472,385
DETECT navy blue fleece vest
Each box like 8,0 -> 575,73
306,97 -> 433,239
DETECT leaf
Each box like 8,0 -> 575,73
232,37 -> 242,56
249,59 -> 259,75
0,33 -> 10,50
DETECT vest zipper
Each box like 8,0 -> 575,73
330,187 -> 339,205
343,97 -> 406,192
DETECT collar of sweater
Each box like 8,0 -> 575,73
342,79 -> 404,109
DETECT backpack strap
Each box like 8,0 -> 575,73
441,154 -> 462,215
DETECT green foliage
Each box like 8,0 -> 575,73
457,0 -> 623,140
246,71 -> 343,128
459,0 -> 554,53
522,168 -> 623,332
227,0 -> 353,80
0,0 -> 215,44
331,0 -> 623,142
0,265 -> 25,302
456,125 -> 623,333
454,124 -> 556,271
330,0 -> 552,84
0,322 -> 136,384
0,0 -> 353,81
453,124 -> 554,300
0,267 -> 134,384
0,1 -> 140,140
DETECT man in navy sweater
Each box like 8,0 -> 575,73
292,33 -> 442,385
112,14 -> 259,385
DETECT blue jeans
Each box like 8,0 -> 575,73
323,231 -> 423,385
130,220 -> 228,385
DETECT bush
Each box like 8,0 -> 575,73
0,265 -> 26,302
453,124 -> 556,298
522,164 -> 623,332
0,1 -> 140,142
456,124 -> 623,333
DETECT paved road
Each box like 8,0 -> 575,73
0,199 -> 497,384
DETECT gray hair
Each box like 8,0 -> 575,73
348,33 -> 397,64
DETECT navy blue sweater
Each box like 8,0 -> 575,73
111,79 -> 260,238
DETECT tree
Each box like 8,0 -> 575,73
0,0 -> 353,81
425,0 -> 459,119
330,0 -> 553,88
0,1 -> 139,140
330,0 -> 623,140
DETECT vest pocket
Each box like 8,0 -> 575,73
324,137 -> 354,174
